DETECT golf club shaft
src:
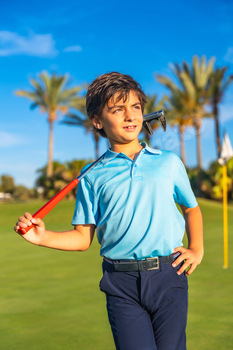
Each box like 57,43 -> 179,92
18,153 -> 106,235
18,179 -> 79,234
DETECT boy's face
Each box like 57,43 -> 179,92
92,90 -> 143,147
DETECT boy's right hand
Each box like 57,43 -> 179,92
14,212 -> 46,245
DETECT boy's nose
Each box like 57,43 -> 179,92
124,110 -> 135,121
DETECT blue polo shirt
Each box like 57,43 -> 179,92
72,142 -> 198,260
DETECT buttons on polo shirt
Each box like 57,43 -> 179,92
131,163 -> 142,180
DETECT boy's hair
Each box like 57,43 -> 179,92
86,72 -> 147,138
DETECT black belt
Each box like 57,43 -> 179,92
104,254 -> 178,272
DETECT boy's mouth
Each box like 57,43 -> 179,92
123,125 -> 137,131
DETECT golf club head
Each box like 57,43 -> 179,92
143,110 -> 166,134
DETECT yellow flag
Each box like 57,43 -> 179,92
218,132 -> 233,166
217,131 -> 232,268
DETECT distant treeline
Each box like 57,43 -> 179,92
1,156 -> 233,202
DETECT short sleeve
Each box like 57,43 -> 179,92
172,155 -> 198,208
72,177 -> 99,226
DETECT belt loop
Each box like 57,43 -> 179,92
173,252 -> 181,260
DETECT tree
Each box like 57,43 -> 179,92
16,71 -> 82,177
36,159 -> 90,199
200,158 -> 233,200
156,55 -> 215,168
140,94 -> 165,145
156,73 -> 193,165
162,90 -> 192,166
14,185 -> 35,200
207,67 -> 233,158
0,175 -> 15,193
61,95 -> 100,159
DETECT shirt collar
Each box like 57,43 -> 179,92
101,142 -> 161,165
140,142 -> 162,155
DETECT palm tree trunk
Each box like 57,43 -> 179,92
213,104 -> 221,158
193,116 -> 202,169
196,124 -> 202,169
146,133 -> 151,146
47,120 -> 53,177
179,125 -> 186,166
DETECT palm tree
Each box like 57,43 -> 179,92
140,94 -> 165,145
207,67 -> 233,158
61,96 -> 100,159
15,71 -> 81,177
157,55 -> 215,168
156,73 -> 193,165
163,90 -> 192,166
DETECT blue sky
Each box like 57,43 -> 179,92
1,0 -> 233,187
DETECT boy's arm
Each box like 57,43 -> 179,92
172,204 -> 204,276
15,212 -> 95,251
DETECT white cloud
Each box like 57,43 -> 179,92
0,131 -> 26,147
0,30 -> 58,58
224,47 -> 233,63
63,45 -> 82,53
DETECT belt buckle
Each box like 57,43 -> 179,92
145,257 -> 159,270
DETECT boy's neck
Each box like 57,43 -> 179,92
110,139 -> 143,160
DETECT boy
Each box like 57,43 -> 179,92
15,72 -> 203,350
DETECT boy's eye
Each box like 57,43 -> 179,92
113,109 -> 121,113
133,105 -> 141,110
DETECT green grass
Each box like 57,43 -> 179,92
0,198 -> 233,349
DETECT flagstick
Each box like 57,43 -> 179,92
222,164 -> 228,269
218,130 -> 233,268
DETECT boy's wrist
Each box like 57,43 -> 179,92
37,230 -> 50,247
188,246 -> 204,259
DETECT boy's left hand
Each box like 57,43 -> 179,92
172,246 -> 203,276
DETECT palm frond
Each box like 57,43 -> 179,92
15,90 -> 39,100
182,61 -> 191,78
205,56 -> 216,85
222,74 -> 233,91
30,102 -> 39,110
61,113 -> 87,124
171,62 -> 181,77
38,71 -> 50,92
29,78 -> 45,96
156,74 -> 180,93
179,71 -> 196,99
202,112 -> 214,118
193,55 -> 201,88
16,70 -> 85,122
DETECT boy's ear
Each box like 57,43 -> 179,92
92,115 -> 103,130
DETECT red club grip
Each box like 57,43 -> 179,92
18,220 -> 36,235
18,179 -> 79,234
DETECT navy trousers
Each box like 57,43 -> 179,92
99,258 -> 188,350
